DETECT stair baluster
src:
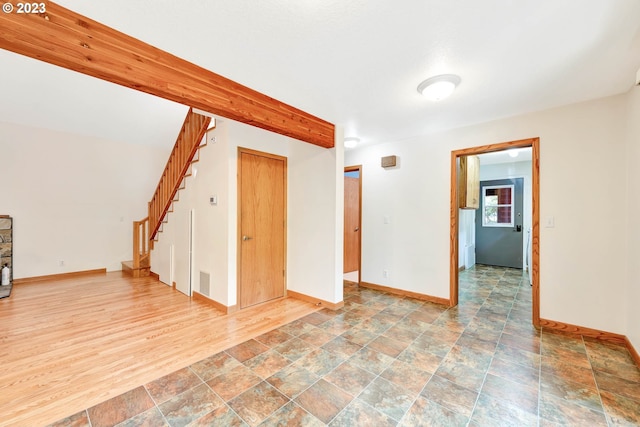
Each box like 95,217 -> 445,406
124,108 -> 212,277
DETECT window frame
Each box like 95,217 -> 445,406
481,184 -> 515,227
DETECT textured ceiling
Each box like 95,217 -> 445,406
2,0 -> 639,149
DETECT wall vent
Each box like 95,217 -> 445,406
200,271 -> 210,296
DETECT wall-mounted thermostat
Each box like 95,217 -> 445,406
381,155 -> 397,168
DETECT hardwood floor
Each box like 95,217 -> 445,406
0,272 -> 319,426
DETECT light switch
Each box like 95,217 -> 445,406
545,216 -> 555,228
210,195 -> 217,205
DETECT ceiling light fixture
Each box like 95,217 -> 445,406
344,137 -> 360,149
417,74 -> 461,101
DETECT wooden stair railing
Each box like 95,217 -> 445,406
126,108 -> 211,276
149,108 -> 211,241
134,217 -> 150,267
122,217 -> 151,277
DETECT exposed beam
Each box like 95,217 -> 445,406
0,2 -> 335,148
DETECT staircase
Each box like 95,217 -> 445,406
122,108 -> 212,277
122,217 -> 150,278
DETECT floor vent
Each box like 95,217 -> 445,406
200,271 -> 210,296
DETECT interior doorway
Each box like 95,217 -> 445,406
237,148 -> 287,309
450,138 -> 540,326
344,165 -> 362,284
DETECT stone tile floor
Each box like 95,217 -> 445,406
50,265 -> 640,426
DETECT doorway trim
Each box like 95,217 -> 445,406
344,165 -> 363,284
189,208 -> 194,297
450,137 -> 540,327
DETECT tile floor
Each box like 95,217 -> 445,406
49,265 -> 640,426
343,270 -> 359,283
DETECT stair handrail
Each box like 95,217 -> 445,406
148,108 -> 211,240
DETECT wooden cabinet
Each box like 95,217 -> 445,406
458,156 -> 480,209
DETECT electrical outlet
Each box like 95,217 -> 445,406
383,269 -> 389,279
59,260 -> 64,266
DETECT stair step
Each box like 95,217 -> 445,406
121,260 -> 150,278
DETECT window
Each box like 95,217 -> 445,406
482,185 -> 514,227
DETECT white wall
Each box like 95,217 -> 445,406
151,123 -> 230,301
346,142 -> 452,294
625,85 -> 640,351
346,93 -> 629,335
288,127 -> 344,304
152,119 -> 343,307
0,121 -> 168,278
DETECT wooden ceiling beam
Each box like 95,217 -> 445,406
0,2 -> 335,148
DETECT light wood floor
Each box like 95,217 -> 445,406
0,272 -> 319,426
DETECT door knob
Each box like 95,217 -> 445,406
242,235 -> 253,241
354,227 -> 360,232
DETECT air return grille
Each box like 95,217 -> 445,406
200,271 -> 210,296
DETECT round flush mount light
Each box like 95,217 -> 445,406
344,137 -> 360,148
417,74 -> 461,101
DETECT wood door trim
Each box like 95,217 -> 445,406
539,318 -> 626,344
345,165 -> 362,284
13,268 -> 107,284
237,147 -> 288,309
287,289 -> 345,310
193,290 -> 236,314
450,137 -> 540,327
360,281 -> 449,305
626,337 -> 640,368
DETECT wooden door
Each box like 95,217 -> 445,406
344,172 -> 360,273
238,149 -> 286,309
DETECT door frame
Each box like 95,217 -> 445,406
237,147 -> 288,309
450,137 -> 540,326
344,165 -> 363,284
188,208 -> 194,297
